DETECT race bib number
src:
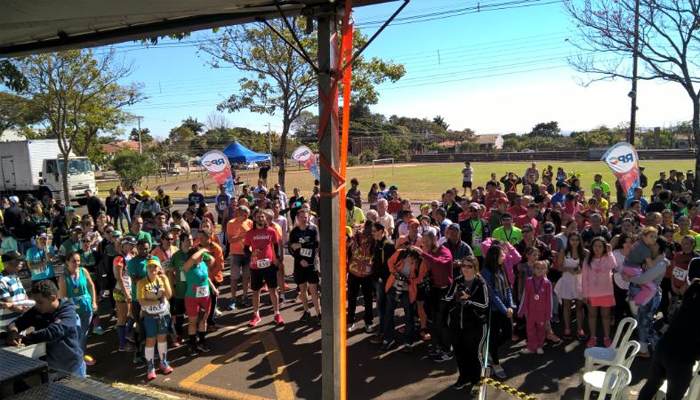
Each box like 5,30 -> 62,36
472,237 -> 482,247
195,285 -> 209,298
218,202 -> 227,211
257,259 -> 271,269
300,248 -> 313,258
180,271 -> 186,282
35,265 -> 48,276
144,302 -> 167,314
161,261 -> 170,271
130,198 -> 136,204
672,267 -> 688,282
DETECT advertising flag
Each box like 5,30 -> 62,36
601,142 -> 640,199
291,146 -> 320,180
200,150 -> 234,197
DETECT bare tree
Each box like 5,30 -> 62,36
205,111 -> 232,132
564,0 -> 700,194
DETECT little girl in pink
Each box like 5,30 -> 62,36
518,260 -> 553,354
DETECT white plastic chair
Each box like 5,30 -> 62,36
584,317 -> 638,372
583,365 -> 632,400
583,342 -> 639,400
654,361 -> 700,400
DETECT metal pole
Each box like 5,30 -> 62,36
137,116 -> 143,154
629,0 -> 640,145
318,11 -> 343,400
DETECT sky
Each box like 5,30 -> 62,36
104,0 -> 694,139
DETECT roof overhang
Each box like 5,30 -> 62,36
0,0 -> 394,58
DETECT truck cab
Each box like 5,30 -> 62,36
40,157 -> 97,205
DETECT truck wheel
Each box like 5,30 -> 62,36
40,190 -> 53,208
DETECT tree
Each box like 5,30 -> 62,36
528,121 -> 561,138
181,117 -> 205,135
200,19 -> 405,189
0,92 -> 42,134
129,127 -> 154,143
205,111 -> 232,132
433,115 -> 449,130
291,110 -> 318,145
112,150 -> 157,188
0,60 -> 28,92
168,125 -> 196,157
16,49 -> 143,202
565,0 -> 700,195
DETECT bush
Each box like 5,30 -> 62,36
112,150 -> 157,188
359,149 -> 378,164
347,155 -> 360,167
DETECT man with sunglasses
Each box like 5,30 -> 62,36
459,202 -> 490,265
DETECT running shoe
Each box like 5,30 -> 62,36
347,323 -> 356,333
380,339 -> 395,351
453,381 -> 469,390
576,329 -> 588,342
520,348 -> 534,354
428,346 -> 442,357
419,329 -> 432,342
84,355 -> 96,366
188,345 -> 199,357
92,326 -> 105,336
146,362 -> 157,380
536,348 -> 544,355
432,351 -> 454,362
587,336 -> 598,348
159,361 -> 173,375
604,337 -> 613,348
133,353 -> 143,364
197,343 -> 211,353
315,314 -> 322,326
274,313 -> 284,326
365,324 -> 376,334
491,365 -> 507,379
118,343 -> 136,352
511,333 -> 520,342
300,310 -> 311,322
248,314 -> 262,327
227,299 -> 236,311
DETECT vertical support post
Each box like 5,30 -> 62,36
317,10 -> 344,400
629,0 -> 640,145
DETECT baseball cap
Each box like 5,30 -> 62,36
65,205 -> 75,212
448,223 -> 461,231
121,236 -> 137,245
389,185 -> 398,191
469,202 -> 480,210
170,224 -> 182,231
501,213 -> 513,220
141,190 -> 151,197
71,226 -> 83,233
1,251 -> 24,262
146,258 -> 161,269
35,232 -> 48,240
409,219 -> 420,227
543,222 -> 555,235
8,196 -> 19,205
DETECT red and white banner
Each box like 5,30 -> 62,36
200,150 -> 234,196
601,142 -> 640,198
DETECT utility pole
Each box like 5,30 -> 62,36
267,123 -> 272,165
629,0 -> 640,145
136,115 -> 144,154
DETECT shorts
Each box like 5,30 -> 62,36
462,181 -> 473,189
143,314 -> 172,338
588,295 -> 616,308
251,267 -> 279,291
185,296 -> 212,318
171,298 -> 186,316
294,265 -> 320,285
229,254 -> 251,280
416,286 -> 429,302
113,288 -> 127,303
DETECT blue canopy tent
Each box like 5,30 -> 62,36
221,141 -> 271,164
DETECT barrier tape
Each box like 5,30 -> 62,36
478,377 -> 539,400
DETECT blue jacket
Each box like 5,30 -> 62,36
11,299 -> 82,375
481,268 -> 514,315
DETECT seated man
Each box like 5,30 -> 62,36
6,280 -> 84,377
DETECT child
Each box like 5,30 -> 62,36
624,227 -> 661,306
518,260 -> 553,354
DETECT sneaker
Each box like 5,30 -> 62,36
214,308 -> 223,318
133,353 -> 144,364
433,351 -> 454,362
428,346 -> 442,357
511,333 -> 520,341
315,315 -> 322,326
637,350 -> 651,358
520,348 -> 534,354
189,345 -> 199,357
380,339 -> 395,351
402,343 -> 413,353
248,314 -> 262,327
536,348 -> 544,355
604,337 -> 613,348
227,299 -> 236,311
546,331 -> 561,343
365,324 -> 376,334
576,330 -> 588,342
118,343 -> 136,352
240,297 -> 251,308
159,360 -> 173,375
369,334 -> 383,345
274,313 -> 284,326
197,343 -> 211,353
348,324 -> 355,333
453,381 -> 469,390
469,385 -> 480,398
300,310 -> 311,322
126,332 -> 135,343
84,355 -> 96,366
587,336 -> 597,348
551,315 -> 560,324
419,329 -> 432,342
147,363 -> 157,380
492,364 -> 506,379
563,329 -> 572,340
93,326 -> 105,336
173,335 -> 182,347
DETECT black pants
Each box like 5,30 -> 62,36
638,350 -> 695,400
207,281 -> 221,326
347,274 -> 374,326
658,278 -> 672,321
613,280 -> 631,324
429,287 -> 450,350
488,310 -> 512,365
451,324 -> 486,385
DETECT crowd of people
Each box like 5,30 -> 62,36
0,160 -> 699,398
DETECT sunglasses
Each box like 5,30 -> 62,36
163,237 -> 173,241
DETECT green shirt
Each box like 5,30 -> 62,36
170,251 -> 188,299
59,239 -> 81,258
127,255 -> 151,300
492,226 -> 523,245
130,231 -> 153,247
591,181 -> 611,195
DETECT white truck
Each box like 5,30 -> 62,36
0,139 -> 97,205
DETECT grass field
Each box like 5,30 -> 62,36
97,160 -> 695,201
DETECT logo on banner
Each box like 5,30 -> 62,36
601,142 -> 640,198
291,146 -> 320,180
201,152 -> 228,173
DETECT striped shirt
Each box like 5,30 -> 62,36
0,272 -> 27,332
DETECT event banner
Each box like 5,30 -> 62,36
200,150 -> 234,196
601,142 -> 640,198
291,146 -> 320,180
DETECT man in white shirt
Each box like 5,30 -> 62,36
377,199 -> 395,238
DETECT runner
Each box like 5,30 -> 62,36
182,245 -> 217,356
289,209 -> 321,324
113,235 -> 136,352
245,208 -> 283,327
226,206 -> 253,310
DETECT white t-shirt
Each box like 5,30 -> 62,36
379,213 -> 395,236
462,167 -> 473,182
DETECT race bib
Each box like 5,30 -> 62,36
195,285 -> 209,298
257,259 -> 271,269
472,237 -> 482,247
218,202 -> 227,211
300,248 -> 313,258
130,198 -> 136,204
144,302 -> 167,314
180,271 -> 186,282
672,267 -> 688,282
161,261 -> 170,271
35,266 -> 48,276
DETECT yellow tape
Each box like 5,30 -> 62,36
478,377 -> 539,400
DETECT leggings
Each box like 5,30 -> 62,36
347,274 -> 374,326
488,310 -> 512,366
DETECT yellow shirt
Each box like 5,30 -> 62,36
673,230 -> 700,251
136,275 -> 171,315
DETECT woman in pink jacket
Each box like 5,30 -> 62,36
481,237 -> 522,287
582,236 -> 617,348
